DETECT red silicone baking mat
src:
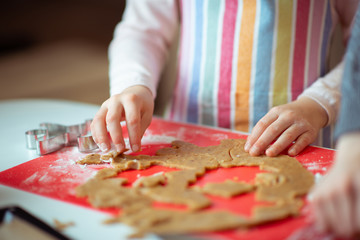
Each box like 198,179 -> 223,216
0,118 -> 335,239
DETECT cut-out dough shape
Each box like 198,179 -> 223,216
193,179 -> 255,198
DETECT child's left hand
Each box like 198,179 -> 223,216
244,97 -> 328,157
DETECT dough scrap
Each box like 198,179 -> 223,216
105,207 -> 248,238
140,170 -> 211,210
76,153 -> 103,165
76,139 -> 314,237
53,219 -> 75,231
132,172 -> 166,188
194,180 -> 255,198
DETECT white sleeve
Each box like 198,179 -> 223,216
109,0 -> 179,98
297,1 -> 360,126
298,62 -> 343,126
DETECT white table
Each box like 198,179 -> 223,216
0,99 -> 160,240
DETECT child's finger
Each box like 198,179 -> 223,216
265,125 -> 304,157
245,113 -> 278,152
249,117 -> 291,156
140,110 -> 153,138
106,100 -> 125,152
313,195 -> 327,233
123,100 -> 141,152
336,183 -> 353,238
354,173 -> 360,232
325,194 -> 344,237
91,106 -> 110,152
288,131 -> 314,156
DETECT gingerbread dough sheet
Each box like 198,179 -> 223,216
76,139 -> 314,237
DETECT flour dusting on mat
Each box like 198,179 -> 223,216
141,135 -> 178,144
303,162 -> 329,173
17,147 -> 108,197
39,172 -> 55,183
23,172 -> 39,184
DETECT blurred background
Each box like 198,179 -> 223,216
0,1 -> 345,108
0,0 -> 125,105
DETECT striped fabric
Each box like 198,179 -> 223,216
167,0 -> 337,148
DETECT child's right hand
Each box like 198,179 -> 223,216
90,85 -> 154,153
309,132 -> 360,238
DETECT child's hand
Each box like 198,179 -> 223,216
91,85 -> 154,153
244,97 -> 328,157
309,132 -> 360,238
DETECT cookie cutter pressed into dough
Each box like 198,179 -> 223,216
25,119 -> 98,155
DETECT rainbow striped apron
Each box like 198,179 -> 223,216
166,0 -> 338,148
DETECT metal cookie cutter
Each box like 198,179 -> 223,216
25,119 -> 98,155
